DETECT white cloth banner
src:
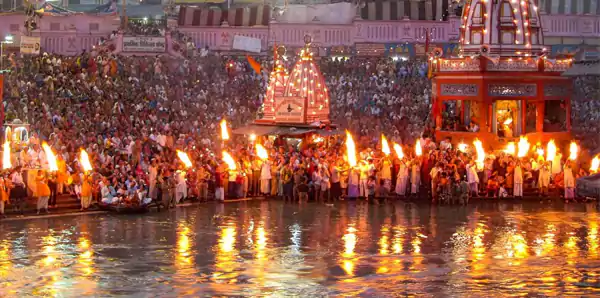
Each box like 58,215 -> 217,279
123,37 -> 166,52
20,36 -> 41,55
232,35 -> 262,53
275,3 -> 356,24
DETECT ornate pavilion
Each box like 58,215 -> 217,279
234,36 -> 334,138
430,0 -> 573,148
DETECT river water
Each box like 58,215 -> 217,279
0,200 -> 599,297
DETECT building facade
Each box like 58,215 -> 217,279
0,0 -> 598,56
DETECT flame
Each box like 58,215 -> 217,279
220,119 -> 229,141
569,141 -> 578,161
504,142 -> 516,155
42,142 -> 58,172
345,130 -> 357,167
546,139 -> 557,162
517,136 -> 530,158
176,150 -> 193,168
415,139 -> 422,157
2,141 -> 11,170
255,144 -> 269,160
381,134 -> 391,156
458,142 -> 468,153
503,117 -> 513,125
591,156 -> 599,173
473,138 -> 485,170
393,143 -> 404,159
537,147 -> 545,158
80,149 -> 93,172
249,134 -> 257,142
222,151 -> 237,170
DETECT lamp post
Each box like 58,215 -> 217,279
1,35 -> 14,71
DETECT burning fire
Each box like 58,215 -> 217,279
393,143 -> 404,159
503,117 -> 513,125
517,136 -> 530,158
176,150 -> 193,168
381,134 -> 391,156
255,144 -> 269,160
457,142 -> 468,153
42,142 -> 59,172
569,141 -> 578,161
546,139 -> 557,162
220,119 -> 230,141
345,130 -> 357,167
504,142 -> 516,155
80,149 -> 93,173
591,156 -> 600,174
249,134 -> 257,142
2,141 -> 11,170
222,151 -> 237,170
415,139 -> 422,157
536,147 -> 544,158
473,138 -> 485,170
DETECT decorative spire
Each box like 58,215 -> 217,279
283,35 -> 330,124
459,0 -> 544,57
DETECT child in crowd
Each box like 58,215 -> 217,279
297,177 -> 309,202
367,176 -> 376,200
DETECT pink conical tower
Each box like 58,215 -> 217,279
282,36 -> 331,124
259,47 -> 289,122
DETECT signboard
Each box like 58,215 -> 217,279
274,96 -> 306,123
123,37 -> 166,52
385,43 -> 415,56
355,43 -> 385,56
232,35 -> 262,53
20,36 -> 41,55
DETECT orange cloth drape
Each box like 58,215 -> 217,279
246,55 -> 261,74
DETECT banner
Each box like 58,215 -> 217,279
274,96 -> 306,123
20,36 -> 41,55
232,35 -> 262,53
122,37 -> 166,53
275,3 -> 355,24
355,43 -> 385,56
551,44 -> 579,56
442,43 -> 460,56
385,43 -> 415,56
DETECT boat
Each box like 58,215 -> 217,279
576,173 -> 600,200
98,202 -> 150,214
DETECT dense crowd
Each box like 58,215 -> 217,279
122,19 -> 165,37
0,51 -> 433,213
0,48 -> 597,215
572,75 -> 600,151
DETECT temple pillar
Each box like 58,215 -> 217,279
485,101 -> 492,133
566,97 -> 572,131
536,101 -> 545,133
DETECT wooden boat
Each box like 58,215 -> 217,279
576,173 -> 600,200
98,202 -> 150,214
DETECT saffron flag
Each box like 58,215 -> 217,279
246,55 -> 261,74
427,62 -> 433,79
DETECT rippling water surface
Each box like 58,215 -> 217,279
0,201 -> 599,297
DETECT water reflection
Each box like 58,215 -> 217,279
0,239 -> 12,292
341,225 -> 357,276
33,233 -> 61,297
0,201 -> 598,296
213,222 -> 238,283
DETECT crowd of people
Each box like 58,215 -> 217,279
572,75 -> 600,151
122,19 -> 165,37
0,41 -> 597,215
